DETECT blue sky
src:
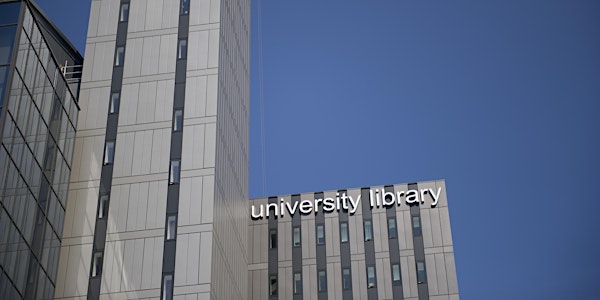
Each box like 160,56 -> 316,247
37,0 -> 600,299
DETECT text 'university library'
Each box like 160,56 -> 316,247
0,0 -> 459,299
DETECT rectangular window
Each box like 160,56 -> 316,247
416,261 -> 426,283
166,215 -> 177,240
98,195 -> 109,219
103,141 -> 115,165
367,266 -> 376,288
293,272 -> 302,295
388,218 -> 397,239
340,222 -> 348,243
316,224 -> 325,245
392,263 -> 401,284
173,109 -> 183,131
342,268 -> 352,290
412,215 -> 422,236
269,274 -> 277,296
293,226 -> 300,247
169,160 -> 180,184
92,252 -> 103,277
364,220 -> 373,241
109,93 -> 120,114
318,270 -> 327,292
180,0 -> 190,15
178,39 -> 187,59
119,3 -> 129,22
163,274 -> 173,300
115,47 -> 125,66
269,229 -> 277,249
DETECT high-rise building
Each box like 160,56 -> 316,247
248,180 -> 459,300
53,0 -> 250,299
0,0 -> 83,299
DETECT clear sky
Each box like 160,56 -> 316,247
37,0 -> 600,299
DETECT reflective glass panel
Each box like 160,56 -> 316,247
0,25 -> 17,65
0,2 -> 21,25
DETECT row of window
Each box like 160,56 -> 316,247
269,216 -> 422,249
268,261 -> 425,296
117,0 -> 190,24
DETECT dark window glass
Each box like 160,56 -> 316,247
180,0 -> 190,15
169,160 -> 180,184
293,272 -> 302,295
340,222 -> 348,243
104,141 -> 115,165
0,66 -> 9,107
292,226 -> 300,247
388,218 -> 397,239
167,215 -> 177,240
0,2 -> 21,25
412,216 -> 422,236
367,266 -> 376,288
115,47 -> 125,66
364,220 -> 373,241
119,3 -> 129,22
163,274 -> 173,300
392,264 -> 401,284
109,93 -> 120,113
98,195 -> 109,218
173,109 -> 183,131
269,229 -> 277,249
178,39 -> 187,59
269,274 -> 277,296
318,270 -> 327,292
92,252 -> 103,277
416,261 -> 426,283
316,224 -> 325,245
342,268 -> 352,290
0,25 -> 17,65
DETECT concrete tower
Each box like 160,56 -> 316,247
53,0 -> 250,299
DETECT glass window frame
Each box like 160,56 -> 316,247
416,261 -> 426,284
340,222 -> 349,243
169,160 -> 180,184
119,3 -> 129,22
318,270 -> 327,292
162,274 -> 174,300
293,272 -> 302,295
412,215 -> 422,236
92,251 -> 103,277
177,39 -> 187,60
364,219 -> 373,241
292,226 -> 301,247
388,217 -> 397,239
316,223 -> 325,245
392,263 -> 401,284
166,215 -> 177,240
269,228 -> 277,249
109,92 -> 120,114
173,109 -> 183,132
114,46 -> 125,66
180,0 -> 190,15
269,274 -> 277,296
367,266 -> 376,288
98,194 -> 109,219
103,141 -> 115,165
342,268 -> 352,290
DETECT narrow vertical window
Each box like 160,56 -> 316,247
416,261 -> 426,284
318,270 -> 327,292
180,0 -> 190,15
169,160 -> 180,184
119,3 -> 129,22
269,229 -> 277,249
388,217 -> 397,238
104,141 -> 115,165
342,268 -> 352,290
92,252 -> 103,277
293,272 -> 302,295
163,274 -> 173,300
109,93 -> 120,114
392,263 -> 401,284
115,47 -> 125,66
269,274 -> 277,296
178,39 -> 187,59
98,195 -> 109,219
412,215 -> 422,236
340,222 -> 348,243
364,220 -> 373,241
367,266 -> 376,288
173,109 -> 183,131
316,224 -> 325,245
292,226 -> 301,247
166,215 -> 177,240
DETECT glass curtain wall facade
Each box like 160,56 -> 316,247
0,1 -> 82,299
